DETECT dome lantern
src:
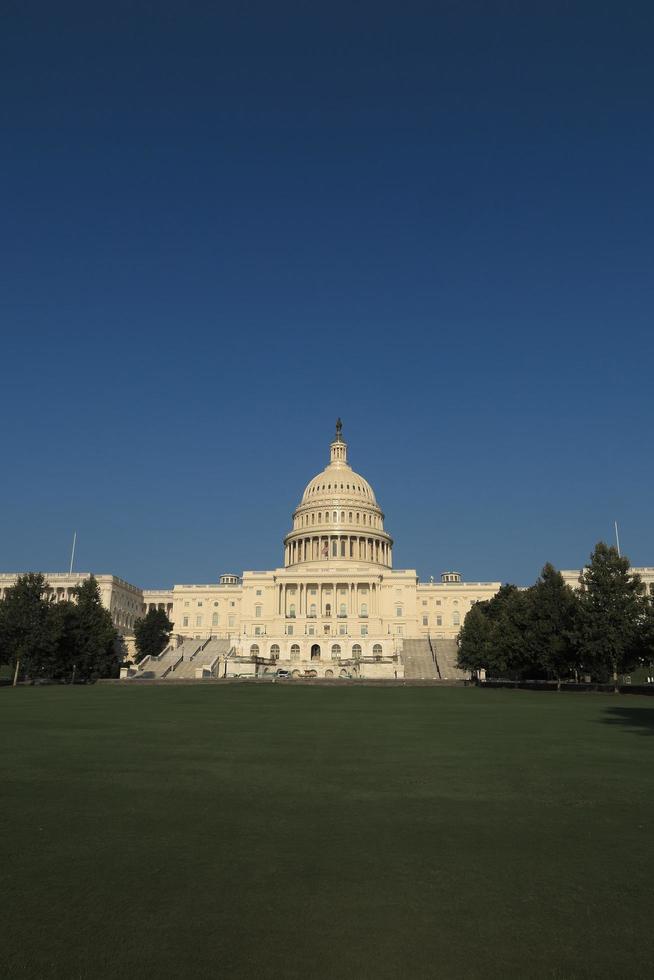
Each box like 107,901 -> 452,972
330,417 -> 347,464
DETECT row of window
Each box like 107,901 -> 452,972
183,600 -> 237,608
280,625 -> 371,637
286,601 -> 374,616
297,511 -> 380,528
182,614 -> 236,628
307,482 -> 371,497
249,642 -> 383,659
422,613 -> 460,626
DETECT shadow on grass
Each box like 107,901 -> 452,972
601,706 -> 654,736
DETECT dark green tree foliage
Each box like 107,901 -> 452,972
575,543 -> 647,687
43,600 -> 79,680
459,547 -> 651,685
457,585 -> 528,676
72,577 -> 122,681
0,573 -> 53,676
457,603 -> 492,672
523,564 -> 578,686
0,573 -> 122,682
640,591 -> 654,671
134,608 -> 174,661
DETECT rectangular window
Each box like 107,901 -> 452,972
436,600 -> 441,606
256,590 -> 262,596
286,625 -> 293,636
436,616 -> 442,626
361,626 -> 368,636
422,600 -> 427,606
228,615 -> 235,627
332,540 -> 337,556
254,627 -> 261,635
198,601 -> 203,607
196,615 -> 202,626
396,608 -> 402,617
339,625 -> 346,635
183,616 -> 189,627
422,616 -> 428,626
397,626 -> 403,635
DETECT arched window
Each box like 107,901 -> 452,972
333,511 -> 337,521
360,602 -> 368,617
352,644 -> 362,658
290,644 -> 300,660
270,644 -> 280,660
373,644 -> 382,656
250,644 -> 260,656
289,603 -> 296,618
453,611 -> 460,626
331,644 -> 341,659
325,603 -> 331,617
255,605 -> 262,618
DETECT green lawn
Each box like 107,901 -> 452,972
2,685 -> 654,979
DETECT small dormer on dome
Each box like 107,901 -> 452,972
441,571 -> 462,584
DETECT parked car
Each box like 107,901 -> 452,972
276,669 -> 291,678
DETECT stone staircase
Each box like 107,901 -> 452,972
401,638 -> 440,680
170,637 -> 231,678
134,644 -> 183,679
432,638 -> 468,681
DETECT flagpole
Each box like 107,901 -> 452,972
69,531 -> 77,574
614,521 -> 621,557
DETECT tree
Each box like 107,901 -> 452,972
457,585 -> 526,677
0,573 -> 53,681
457,602 -> 492,674
44,600 -> 79,681
71,576 -> 122,681
523,563 -> 579,688
575,542 -> 647,689
134,608 -> 173,662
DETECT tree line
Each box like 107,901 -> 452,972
0,573 -> 176,684
457,543 -> 654,687
0,573 -> 125,683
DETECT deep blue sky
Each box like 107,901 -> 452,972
2,2 -> 653,588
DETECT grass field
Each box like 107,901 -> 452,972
2,685 -> 654,979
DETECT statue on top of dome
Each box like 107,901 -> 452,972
335,417 -> 343,441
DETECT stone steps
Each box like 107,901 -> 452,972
401,638 -> 439,679
432,638 -> 467,681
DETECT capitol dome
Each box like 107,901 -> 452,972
283,421 -> 393,569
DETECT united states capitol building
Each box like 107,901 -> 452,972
2,422 -> 653,681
